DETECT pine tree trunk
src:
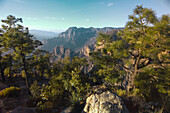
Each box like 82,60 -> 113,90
9,55 -> 12,78
22,56 -> 31,95
131,72 -> 136,89
9,66 -> 12,78
131,55 -> 140,89
0,68 -> 5,82
34,67 -> 39,81
0,55 -> 5,82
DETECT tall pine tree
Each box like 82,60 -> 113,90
1,15 -> 42,93
91,5 -> 170,91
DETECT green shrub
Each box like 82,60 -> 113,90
129,88 -> 140,97
30,81 -> 64,111
0,86 -> 20,98
38,101 -> 54,112
116,89 -> 127,97
30,81 -> 41,100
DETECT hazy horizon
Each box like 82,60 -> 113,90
29,26 -> 124,33
0,0 -> 170,32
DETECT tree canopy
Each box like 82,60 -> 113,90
0,15 -> 42,93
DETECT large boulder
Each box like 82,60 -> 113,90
83,90 -> 129,113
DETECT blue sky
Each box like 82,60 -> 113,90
0,0 -> 170,32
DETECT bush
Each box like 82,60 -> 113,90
30,80 -> 65,111
0,86 -> 20,98
116,89 -> 127,97
37,101 -> 54,112
30,81 -> 41,100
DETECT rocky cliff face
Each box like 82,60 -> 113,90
58,27 -> 115,39
78,28 -> 122,58
58,27 -> 77,38
42,27 -> 123,69
51,46 -> 76,62
41,27 -> 122,52
79,45 -> 94,57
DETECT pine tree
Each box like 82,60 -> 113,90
0,27 -> 7,82
1,15 -> 42,93
118,6 -> 169,89
90,30 -> 123,88
0,52 -> 7,82
91,5 -> 170,91
29,49 -> 51,80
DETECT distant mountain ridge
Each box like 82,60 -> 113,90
41,27 -> 123,52
30,30 -> 59,41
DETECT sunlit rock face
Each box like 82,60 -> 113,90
83,90 -> 129,113
79,45 -> 94,57
41,27 -> 122,52
51,45 -> 75,62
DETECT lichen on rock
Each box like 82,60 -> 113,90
83,90 -> 129,113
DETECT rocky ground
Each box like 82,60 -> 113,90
0,77 -> 34,113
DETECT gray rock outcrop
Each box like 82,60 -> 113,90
83,91 -> 129,113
